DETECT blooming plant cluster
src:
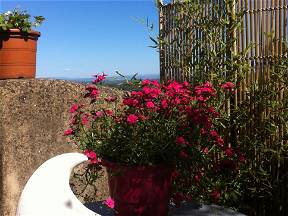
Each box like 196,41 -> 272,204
0,8 -> 45,32
65,73 -> 245,207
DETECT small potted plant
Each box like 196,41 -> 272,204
65,74 -> 244,216
0,8 -> 45,79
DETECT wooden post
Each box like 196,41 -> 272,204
159,0 -> 165,82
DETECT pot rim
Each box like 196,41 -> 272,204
7,28 -> 41,37
102,159 -> 174,171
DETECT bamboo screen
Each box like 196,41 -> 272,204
159,0 -> 288,82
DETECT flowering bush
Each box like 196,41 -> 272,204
65,73 -> 245,207
0,8 -> 45,32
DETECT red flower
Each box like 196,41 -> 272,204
146,101 -> 155,109
85,85 -> 99,98
95,111 -> 103,118
143,86 -> 152,95
150,89 -> 161,98
202,147 -> 209,154
179,150 -> 188,159
151,80 -> 160,88
123,98 -> 139,107
84,149 -> 100,164
211,190 -> 221,202
176,136 -> 187,146
141,79 -> 151,86
93,72 -> 107,84
224,147 -> 234,158
103,197 -> 114,209
69,104 -> 79,113
81,114 -> 89,125
64,129 -> 73,136
210,130 -> 218,137
127,114 -> 138,124
161,99 -> 168,109
237,151 -> 246,162
216,137 -> 224,147
194,175 -> 201,184
220,82 -> 235,93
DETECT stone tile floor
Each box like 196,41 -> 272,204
85,201 -> 247,216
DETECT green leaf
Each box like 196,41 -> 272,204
149,36 -> 158,45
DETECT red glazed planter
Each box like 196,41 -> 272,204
0,29 -> 40,79
103,160 -> 173,216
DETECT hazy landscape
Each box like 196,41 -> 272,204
47,73 -> 160,85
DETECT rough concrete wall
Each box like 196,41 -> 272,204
0,79 -> 109,216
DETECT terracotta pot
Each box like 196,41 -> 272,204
0,29 -> 40,79
103,160 -> 173,216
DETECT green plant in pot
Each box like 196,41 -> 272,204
65,73 -> 245,216
0,9 -> 45,32
0,8 -> 45,79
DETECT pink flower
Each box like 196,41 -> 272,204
143,86 -> 152,95
84,150 -> 100,164
123,98 -> 139,107
141,79 -> 151,86
224,147 -> 234,158
210,130 -> 218,137
152,80 -> 160,88
202,147 -> 209,154
104,197 -> 114,209
216,137 -> 224,147
69,104 -> 79,113
95,111 -> 103,118
237,151 -> 246,162
200,128 -> 206,136
176,136 -> 186,146
161,99 -> 168,109
127,114 -> 138,124
146,101 -> 155,109
64,129 -> 73,136
149,88 -> 161,98
220,82 -> 235,93
93,72 -> 107,84
81,114 -> 89,125
183,81 -> 190,87
85,85 -> 99,98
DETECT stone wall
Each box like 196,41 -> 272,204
0,79 -> 109,216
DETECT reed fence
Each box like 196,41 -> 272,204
159,1 -> 288,215
159,0 -> 288,82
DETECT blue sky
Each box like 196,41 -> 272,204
1,0 -> 161,78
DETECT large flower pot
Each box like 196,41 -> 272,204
103,160 -> 173,216
0,29 -> 40,79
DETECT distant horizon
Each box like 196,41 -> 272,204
38,73 -> 160,80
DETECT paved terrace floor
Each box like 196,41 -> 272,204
85,201 -> 247,216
